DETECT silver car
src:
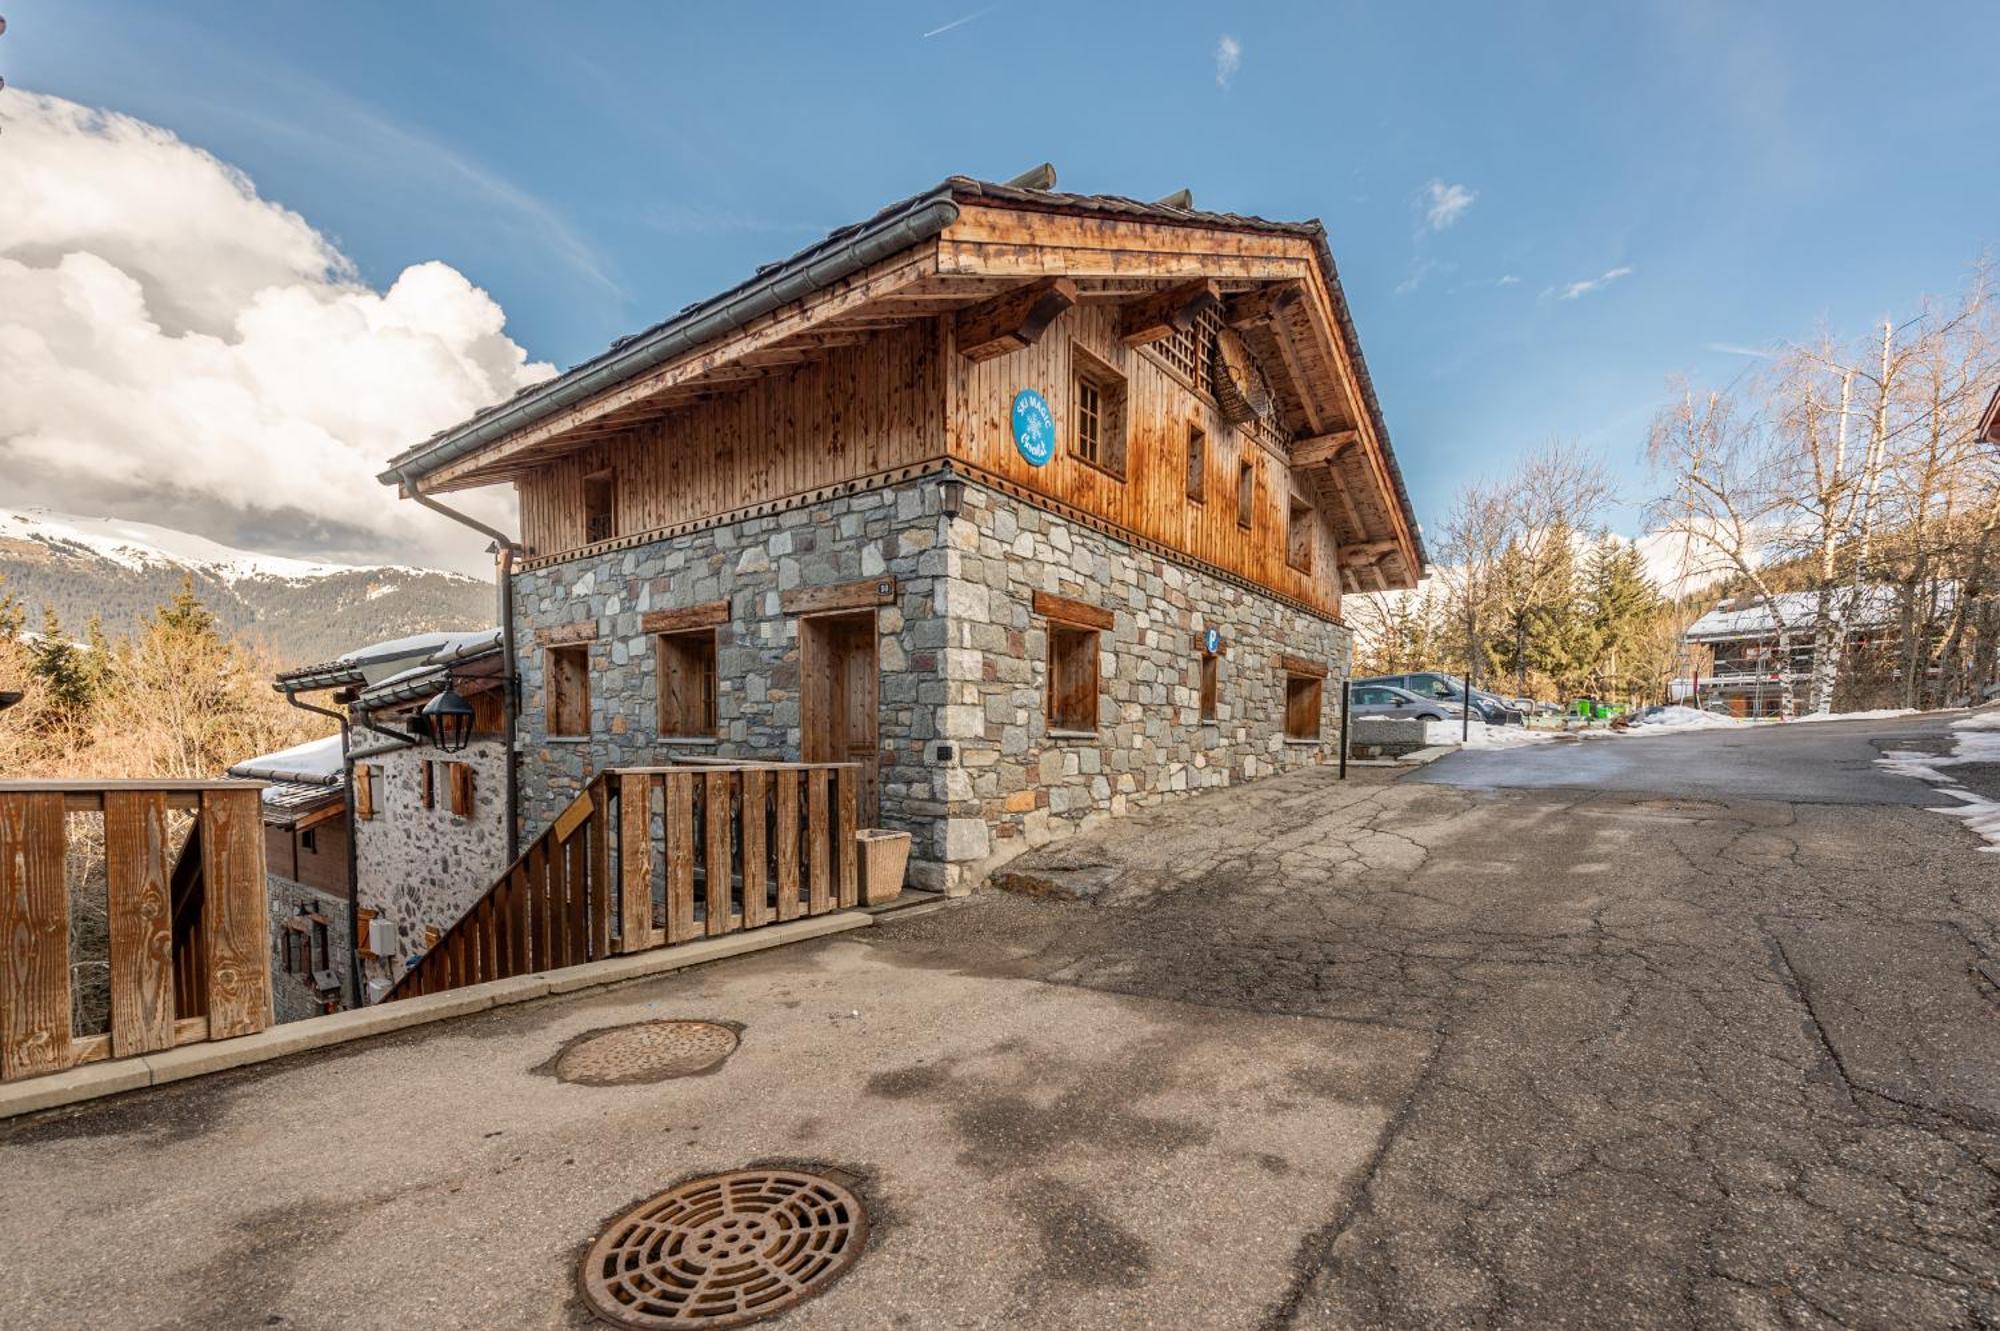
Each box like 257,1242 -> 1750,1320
1348,683 -> 1466,722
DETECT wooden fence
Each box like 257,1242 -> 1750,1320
0,780 -> 271,1083
389,762 -> 858,1000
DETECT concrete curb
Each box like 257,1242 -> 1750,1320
0,912 -> 873,1121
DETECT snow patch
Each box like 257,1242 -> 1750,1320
1875,715 -> 2000,853
1424,720 -> 1558,749
1623,706 -> 1750,733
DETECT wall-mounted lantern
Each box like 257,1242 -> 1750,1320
937,474 -> 966,520
420,681 -> 476,753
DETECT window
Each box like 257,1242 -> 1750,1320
281,911 -> 329,976
1199,654 -> 1219,722
354,765 -> 376,820
657,630 -> 719,737
547,644 -> 591,736
583,468 -> 616,544
1287,494 -> 1314,572
1071,346 -> 1127,477
300,827 -> 318,853
1046,624 -> 1101,733
1285,673 -> 1324,741
1186,424 -> 1207,503
1237,459 -> 1255,529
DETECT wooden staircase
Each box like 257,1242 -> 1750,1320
387,762 -> 860,1000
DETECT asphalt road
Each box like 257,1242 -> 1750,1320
3,716 -> 1995,1329
1412,713 -> 1963,805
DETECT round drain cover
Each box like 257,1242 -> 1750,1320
557,1021 -> 739,1086
580,1169 -> 868,1328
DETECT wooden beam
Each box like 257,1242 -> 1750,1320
1223,280 -> 1304,329
1032,590 -> 1115,632
1278,653 -> 1328,679
533,622 -> 598,647
1117,279 -> 1221,347
1339,540 -> 1400,564
640,600 -> 730,635
1291,429 -> 1361,468
954,277 -> 1077,362
781,577 -> 898,616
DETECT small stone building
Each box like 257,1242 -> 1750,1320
264,629 -> 511,1002
381,173 -> 1426,892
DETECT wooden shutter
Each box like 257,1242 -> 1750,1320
355,765 -> 375,820
449,762 -> 474,818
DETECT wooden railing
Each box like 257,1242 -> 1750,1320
0,780 -> 271,1083
388,762 -> 859,1001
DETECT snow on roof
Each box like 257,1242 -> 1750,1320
1683,587 -> 1906,641
228,734 -> 345,785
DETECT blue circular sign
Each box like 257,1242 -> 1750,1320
1204,627 -> 1221,655
1011,388 -> 1056,467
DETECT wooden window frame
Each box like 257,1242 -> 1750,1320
657,628 -> 720,739
1070,344 -> 1128,479
1046,623 -> 1102,735
1186,423 -> 1207,504
1286,492 -> 1315,573
546,643 -> 591,738
1284,673 -> 1324,741
1236,458 -> 1256,530
583,468 -> 617,545
354,764 -> 376,820
1199,654 -> 1220,723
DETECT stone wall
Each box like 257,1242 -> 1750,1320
505,474 -> 1351,895
927,482 -> 1351,884
265,876 -> 351,1023
509,481 -> 954,870
352,739 -> 511,998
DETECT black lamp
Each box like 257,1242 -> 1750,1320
938,473 -> 966,519
420,681 -> 476,753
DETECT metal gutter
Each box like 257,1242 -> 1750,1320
380,189 -> 962,489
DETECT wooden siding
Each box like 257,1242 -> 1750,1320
944,303 -> 1341,617
517,323 -> 944,560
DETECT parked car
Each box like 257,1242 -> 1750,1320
1354,672 -> 1523,725
1348,683 -> 1466,722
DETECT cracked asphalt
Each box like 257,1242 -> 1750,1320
1,714 -> 1993,1329
887,713 -> 2000,1328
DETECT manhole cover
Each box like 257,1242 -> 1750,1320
557,1021 -> 739,1086
579,1169 -> 868,1328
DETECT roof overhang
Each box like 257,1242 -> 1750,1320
381,178 -> 1427,586
1980,384 -> 2000,446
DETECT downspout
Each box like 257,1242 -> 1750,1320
395,469 -> 522,861
281,688 -> 362,1010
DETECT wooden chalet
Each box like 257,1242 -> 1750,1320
382,168 -> 1426,892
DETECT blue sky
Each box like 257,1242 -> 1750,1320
11,0 -> 1999,542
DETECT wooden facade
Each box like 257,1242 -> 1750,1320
409,182 -> 1424,614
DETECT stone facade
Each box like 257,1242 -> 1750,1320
510,483 -> 953,855
507,474 -> 1351,894
352,740 -> 511,999
266,878 -> 350,1024
927,484 -> 1350,880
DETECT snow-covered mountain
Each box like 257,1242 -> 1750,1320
0,509 -> 494,666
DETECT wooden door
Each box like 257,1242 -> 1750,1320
801,611 -> 880,824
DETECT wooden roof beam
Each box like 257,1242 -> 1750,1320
1117,279 -> 1221,347
1291,429 -> 1360,468
954,277 -> 1078,362
1339,540 -> 1400,564
1223,280 -> 1304,329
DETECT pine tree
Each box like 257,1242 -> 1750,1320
30,607 -> 95,717
1585,542 -> 1662,698
0,574 -> 23,642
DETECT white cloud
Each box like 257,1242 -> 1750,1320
0,92 -> 554,574
1704,341 -> 1773,358
1497,274 -> 1522,286
1422,179 -> 1477,231
1555,265 -> 1634,300
1215,35 -> 1242,88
